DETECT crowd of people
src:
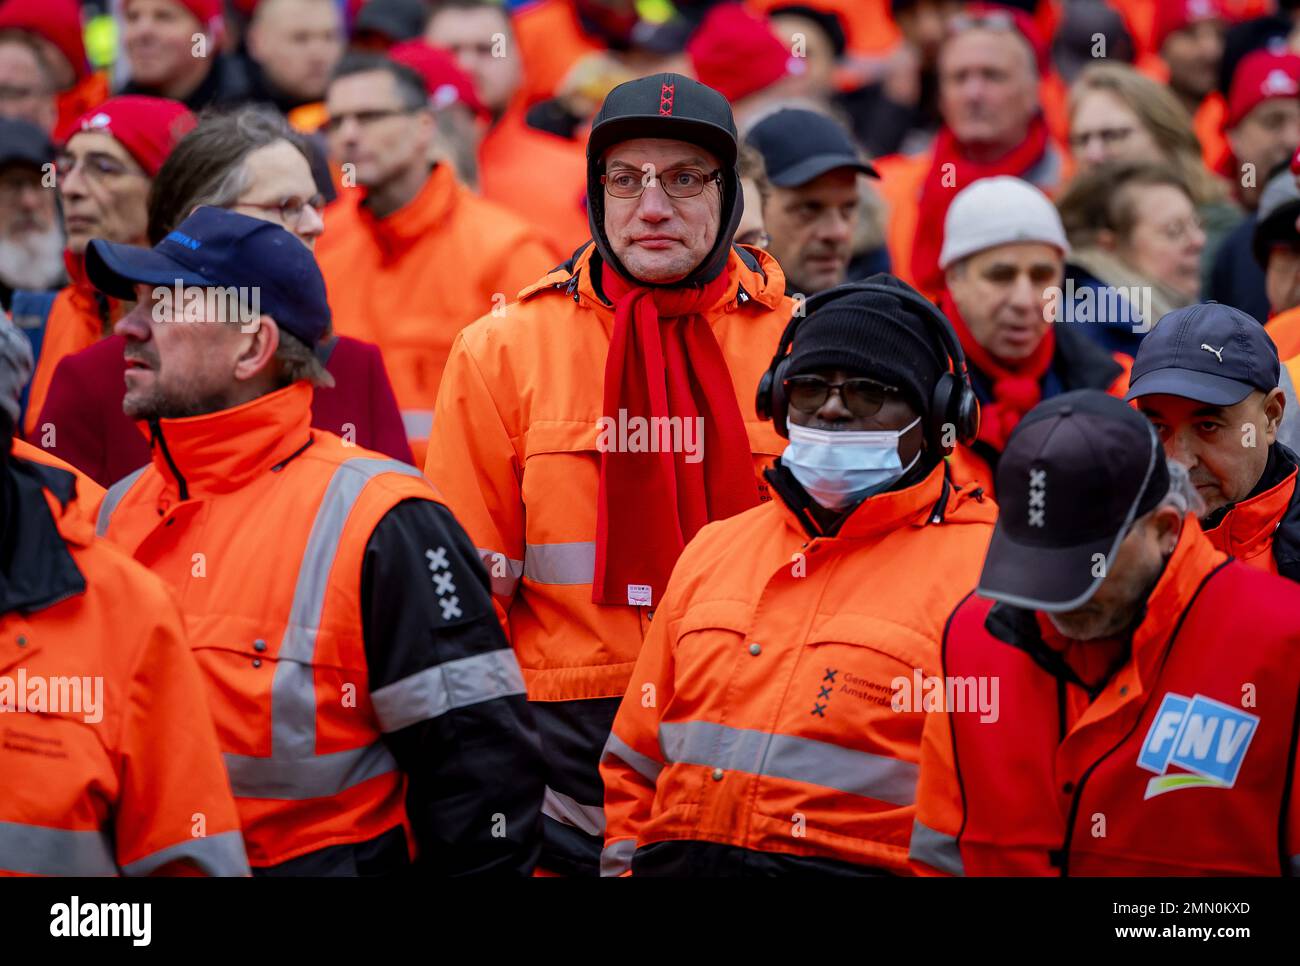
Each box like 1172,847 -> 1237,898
2,0 -> 1300,878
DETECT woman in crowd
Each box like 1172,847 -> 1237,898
1055,160 -> 1206,357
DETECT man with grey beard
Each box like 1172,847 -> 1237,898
0,118 -> 64,313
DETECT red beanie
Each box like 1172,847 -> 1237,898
963,3 -> 1049,77
0,0 -> 90,84
1227,49 -> 1300,129
687,3 -> 805,104
1152,0 -> 1224,52
390,40 -> 488,118
61,96 -> 197,176
123,0 -> 222,27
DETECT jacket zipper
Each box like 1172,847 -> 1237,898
149,418 -> 189,502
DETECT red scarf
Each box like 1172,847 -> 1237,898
593,266 -> 760,608
941,291 -> 1055,453
912,116 -> 1051,293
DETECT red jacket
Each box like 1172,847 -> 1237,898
33,333 -> 413,486
913,524 -> 1300,876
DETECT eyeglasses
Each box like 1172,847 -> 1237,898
601,166 -> 723,200
784,376 -> 898,417
54,151 -> 145,182
234,194 -> 326,228
321,108 -> 413,134
0,82 -> 50,103
736,228 -> 771,249
0,172 -> 44,203
1155,214 -> 1204,244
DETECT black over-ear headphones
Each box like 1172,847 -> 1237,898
755,278 -> 980,454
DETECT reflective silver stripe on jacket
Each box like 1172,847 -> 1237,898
908,818 -> 965,876
600,838 -> 636,877
95,465 -> 148,537
0,821 -> 117,876
476,547 -> 524,597
540,786 -> 606,838
401,409 -> 435,441
523,541 -> 595,585
370,648 -> 526,733
602,731 -> 664,784
658,720 -> 919,806
225,457 -> 427,800
119,829 -> 251,877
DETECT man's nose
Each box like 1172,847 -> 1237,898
300,204 -> 325,240
1166,429 -> 1197,468
115,304 -> 153,341
814,209 -> 853,244
635,182 -> 674,221
815,387 -> 854,422
1082,138 -> 1109,166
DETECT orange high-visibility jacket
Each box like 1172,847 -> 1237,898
23,283 -> 117,439
12,437 -> 104,524
599,461 -> 997,876
423,243 -> 795,874
315,162 -> 559,465
911,525 -> 1300,876
478,100 -> 590,256
1,450 -> 247,876
95,383 -> 460,869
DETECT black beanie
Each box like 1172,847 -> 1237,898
786,289 -> 948,415
586,73 -> 743,288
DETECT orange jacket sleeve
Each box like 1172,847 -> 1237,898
114,583 -> 249,876
423,329 -> 524,635
909,697 -> 966,877
599,595 -> 677,877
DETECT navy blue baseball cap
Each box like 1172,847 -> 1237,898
745,108 -> 878,187
1126,302 -> 1279,407
84,206 -> 330,346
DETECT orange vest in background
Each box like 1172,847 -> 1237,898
510,0 -> 602,106
96,383 -> 445,869
315,163 -> 559,465
478,100 -> 590,256
23,283 -> 117,440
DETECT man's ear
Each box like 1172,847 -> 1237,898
1150,504 -> 1185,556
1263,385 -> 1286,443
232,316 -> 280,384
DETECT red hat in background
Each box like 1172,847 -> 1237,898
1152,0 -> 1224,51
1227,49 -> 1300,129
389,40 -> 488,118
123,0 -> 222,27
0,0 -> 90,83
61,96 -> 197,176
964,3 -> 1049,77
687,2 -> 806,104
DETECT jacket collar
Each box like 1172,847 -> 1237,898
520,241 -> 789,318
1201,443 -> 1297,562
768,457 -> 952,541
143,382 -> 314,501
986,520 -> 1228,698
355,162 -> 459,250
0,453 -> 86,617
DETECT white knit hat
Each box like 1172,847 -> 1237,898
938,175 -> 1070,270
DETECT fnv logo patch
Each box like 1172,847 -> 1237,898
1137,693 -> 1259,799
1028,467 -> 1046,527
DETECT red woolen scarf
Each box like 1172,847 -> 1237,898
941,291 -> 1054,453
593,266 -> 760,607
911,116 -> 1051,293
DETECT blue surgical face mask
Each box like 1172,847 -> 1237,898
782,417 -> 922,511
